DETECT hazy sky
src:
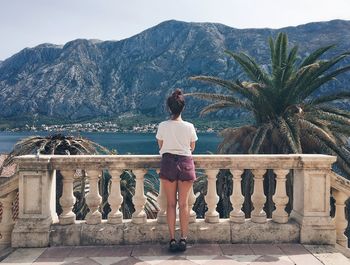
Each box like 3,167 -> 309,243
1,0 -> 349,60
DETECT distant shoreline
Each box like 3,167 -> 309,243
0,131 -> 222,154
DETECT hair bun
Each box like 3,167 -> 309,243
172,88 -> 183,98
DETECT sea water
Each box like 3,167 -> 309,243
0,131 -> 222,154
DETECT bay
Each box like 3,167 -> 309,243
0,131 -> 222,154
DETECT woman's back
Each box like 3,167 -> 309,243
156,120 -> 197,156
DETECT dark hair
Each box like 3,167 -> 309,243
167,88 -> 185,119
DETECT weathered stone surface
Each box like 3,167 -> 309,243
123,220 -> 167,244
48,219 -> 299,246
299,225 -> 336,245
291,167 -> 336,245
50,222 -> 82,246
12,221 -> 51,247
194,220 -> 231,243
231,220 -> 300,243
304,245 -> 350,265
11,160 -> 57,248
81,222 -> 124,245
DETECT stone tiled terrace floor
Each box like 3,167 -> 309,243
1,244 -> 350,265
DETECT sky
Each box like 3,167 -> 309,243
1,0 -> 350,60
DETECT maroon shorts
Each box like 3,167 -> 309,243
159,153 -> 196,182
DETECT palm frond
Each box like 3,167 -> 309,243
317,105 -> 350,118
309,109 -> 350,126
199,101 -> 247,116
299,45 -> 335,68
248,123 -> 271,154
225,50 -> 272,86
189,76 -> 258,101
311,91 -> 350,105
185,92 -> 246,104
301,65 -> 350,99
278,117 -> 302,153
281,46 -> 298,88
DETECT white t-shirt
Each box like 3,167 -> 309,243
156,120 -> 198,156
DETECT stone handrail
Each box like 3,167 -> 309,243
330,171 -> 350,248
0,174 -> 19,249
0,174 -> 18,198
7,153 -> 347,247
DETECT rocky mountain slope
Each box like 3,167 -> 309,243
0,19 -> 350,123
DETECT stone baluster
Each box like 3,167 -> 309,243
204,169 -> 219,223
156,169 -> 167,224
0,190 -> 17,248
59,170 -> 77,224
188,185 -> 197,223
272,169 -> 289,223
85,170 -> 102,225
230,169 -> 245,223
107,169 -> 124,224
132,169 -> 147,224
251,169 -> 267,223
333,189 -> 348,247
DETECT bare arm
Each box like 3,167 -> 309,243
190,141 -> 196,152
157,140 -> 163,150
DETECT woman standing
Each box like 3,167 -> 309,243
156,88 -> 198,252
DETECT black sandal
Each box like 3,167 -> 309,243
168,239 -> 178,252
178,238 -> 187,251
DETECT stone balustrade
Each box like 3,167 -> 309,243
330,171 -> 350,248
1,153 -> 347,248
0,174 -> 18,250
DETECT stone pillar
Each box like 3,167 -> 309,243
272,169 -> 289,223
156,169 -> 167,224
132,169 -> 147,224
0,190 -> 17,249
12,156 -> 58,247
85,169 -> 102,225
204,169 -> 219,223
291,155 -> 337,245
332,189 -> 348,247
251,169 -> 267,223
108,169 -> 124,224
59,170 -> 76,225
230,169 -> 245,223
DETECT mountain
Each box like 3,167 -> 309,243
0,19 -> 350,124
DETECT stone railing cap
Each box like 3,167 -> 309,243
14,154 -> 337,170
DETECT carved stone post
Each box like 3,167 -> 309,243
251,169 -> 267,223
291,155 -> 337,244
156,169 -> 167,224
59,170 -> 76,224
204,169 -> 219,223
12,156 -> 58,247
230,169 -> 245,223
85,169 -> 102,225
108,169 -> 124,224
333,189 -> 348,247
272,169 -> 289,223
132,169 -> 147,224
0,190 -> 17,249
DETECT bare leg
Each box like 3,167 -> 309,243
161,179 -> 178,240
177,180 -> 193,239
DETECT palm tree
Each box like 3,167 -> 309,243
189,32 -> 350,174
188,32 -> 350,217
1,133 -> 159,219
1,134 -> 110,165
